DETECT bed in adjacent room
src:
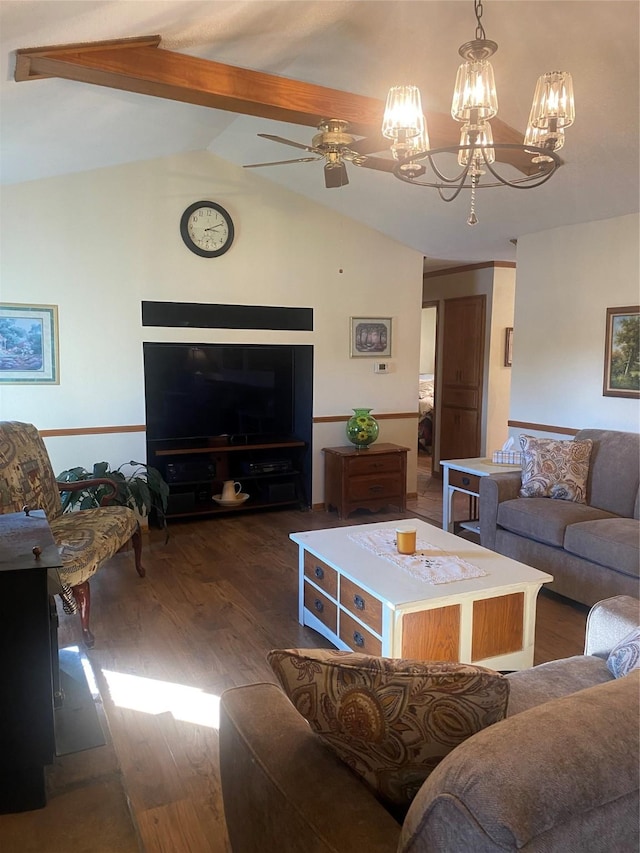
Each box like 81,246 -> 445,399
418,374 -> 434,452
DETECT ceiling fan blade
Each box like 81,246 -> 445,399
348,134 -> 390,156
355,155 -> 396,174
257,133 -> 316,153
324,162 -> 349,188
244,156 -> 321,168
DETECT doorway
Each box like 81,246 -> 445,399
418,303 -> 438,463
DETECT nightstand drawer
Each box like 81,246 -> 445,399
348,474 -> 402,502
340,577 -> 383,635
304,582 -> 337,633
339,611 -> 382,656
347,454 -> 402,476
304,552 -> 338,598
448,470 -> 481,493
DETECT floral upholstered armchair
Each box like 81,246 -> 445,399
0,421 -> 144,647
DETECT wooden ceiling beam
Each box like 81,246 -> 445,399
14,35 -> 532,172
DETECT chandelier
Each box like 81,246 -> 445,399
381,0 -> 575,225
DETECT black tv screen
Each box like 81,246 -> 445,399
143,342 -> 295,443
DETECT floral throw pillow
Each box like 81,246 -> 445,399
519,434 -> 593,503
267,648 -> 509,813
607,627 -> 640,678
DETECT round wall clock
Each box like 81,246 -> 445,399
180,200 -> 235,257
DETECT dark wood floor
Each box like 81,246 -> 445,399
0,468 -> 590,852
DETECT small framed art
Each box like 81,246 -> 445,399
603,305 -> 639,398
0,303 -> 59,384
350,317 -> 392,358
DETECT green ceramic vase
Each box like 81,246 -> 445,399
346,408 -> 379,449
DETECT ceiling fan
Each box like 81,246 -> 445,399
243,119 -> 393,188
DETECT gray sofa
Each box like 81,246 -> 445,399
479,429 -> 640,606
219,595 -> 640,853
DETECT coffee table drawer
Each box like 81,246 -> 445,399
448,469 -> 481,493
304,582 -> 337,633
340,577 -> 383,635
340,611 -> 382,655
304,552 -> 338,599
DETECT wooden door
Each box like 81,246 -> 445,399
439,295 -> 485,462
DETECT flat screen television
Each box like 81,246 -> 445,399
143,342 -> 296,444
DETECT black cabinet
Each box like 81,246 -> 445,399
147,440 -> 309,518
0,511 -> 62,813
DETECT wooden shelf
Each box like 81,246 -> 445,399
147,438 -> 309,519
155,440 -> 305,457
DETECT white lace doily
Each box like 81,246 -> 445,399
348,528 -> 487,584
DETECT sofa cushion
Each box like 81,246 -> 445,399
607,627 -> 640,678
399,674 -> 640,853
564,517 -> 640,577
519,434 -> 593,502
267,649 -> 508,814
576,429 -> 640,518
496,497 -> 615,548
506,655 -> 613,716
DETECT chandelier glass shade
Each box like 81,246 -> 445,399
451,59 -> 498,124
382,85 -> 425,142
381,0 -> 575,224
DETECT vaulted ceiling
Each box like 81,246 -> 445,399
1,1 -> 638,268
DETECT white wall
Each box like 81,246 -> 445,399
486,267 -> 515,451
511,214 -> 640,437
0,151 -> 424,503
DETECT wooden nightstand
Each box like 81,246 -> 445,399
323,443 -> 409,519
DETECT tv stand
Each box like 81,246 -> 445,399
148,439 -> 309,519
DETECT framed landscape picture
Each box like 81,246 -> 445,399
0,303 -> 59,384
350,317 -> 392,358
603,305 -> 639,398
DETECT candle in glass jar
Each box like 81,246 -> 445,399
396,527 -> 417,555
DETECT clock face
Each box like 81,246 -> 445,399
180,201 -> 235,257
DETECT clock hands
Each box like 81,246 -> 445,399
204,224 -> 224,231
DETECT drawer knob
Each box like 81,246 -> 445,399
353,594 -> 365,611
462,476 -> 470,486
353,631 -> 365,648
314,565 -> 325,580
369,484 -> 383,493
314,599 -> 324,613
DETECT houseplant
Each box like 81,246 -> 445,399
56,460 -> 170,532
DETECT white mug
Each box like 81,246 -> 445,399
221,480 -> 242,501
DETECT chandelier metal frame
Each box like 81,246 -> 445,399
381,0 -> 574,222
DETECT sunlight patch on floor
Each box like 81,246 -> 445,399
101,669 -> 220,728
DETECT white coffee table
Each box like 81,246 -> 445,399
291,518 -> 552,671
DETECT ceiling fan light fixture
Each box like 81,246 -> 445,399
382,0 -> 574,225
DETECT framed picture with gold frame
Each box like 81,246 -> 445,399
0,303 -> 59,384
602,306 -> 639,398
350,316 -> 392,358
